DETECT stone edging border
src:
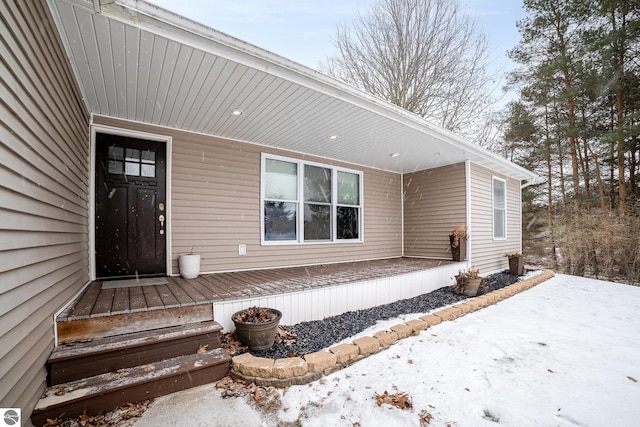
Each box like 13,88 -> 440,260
230,269 -> 556,387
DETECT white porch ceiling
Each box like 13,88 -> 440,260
49,0 -> 535,181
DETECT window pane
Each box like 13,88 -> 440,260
141,164 -> 156,177
337,206 -> 359,239
265,159 -> 297,200
304,165 -> 331,203
264,201 -> 297,241
125,162 -> 140,176
108,146 -> 123,161
337,171 -> 359,205
141,150 -> 155,164
304,204 -> 331,240
336,206 -> 360,239
108,160 -> 123,175
494,183 -> 505,206
125,148 -> 140,162
494,209 -> 505,238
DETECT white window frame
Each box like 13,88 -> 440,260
261,153 -> 364,245
492,176 -> 507,240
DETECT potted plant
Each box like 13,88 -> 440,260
449,224 -> 468,262
506,252 -> 524,276
453,267 -> 482,297
232,307 -> 282,351
178,247 -> 201,279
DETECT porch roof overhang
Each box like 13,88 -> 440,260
49,0 -> 536,181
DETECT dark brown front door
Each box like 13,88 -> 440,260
95,133 -> 166,279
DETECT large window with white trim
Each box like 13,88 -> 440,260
262,154 -> 363,244
492,176 -> 507,239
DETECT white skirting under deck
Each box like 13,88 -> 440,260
214,262 -> 464,332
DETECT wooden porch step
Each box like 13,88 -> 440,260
32,347 -> 230,427
49,321 -> 223,385
56,304 -> 214,344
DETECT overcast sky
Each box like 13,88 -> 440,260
148,0 -> 526,83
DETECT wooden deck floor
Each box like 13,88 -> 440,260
59,258 -> 453,321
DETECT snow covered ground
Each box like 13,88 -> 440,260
133,274 -> 640,426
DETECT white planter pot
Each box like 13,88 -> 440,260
179,254 -> 200,279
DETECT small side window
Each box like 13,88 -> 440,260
493,177 -> 506,239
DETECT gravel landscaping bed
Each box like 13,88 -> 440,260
249,270 -> 523,359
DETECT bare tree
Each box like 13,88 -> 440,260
322,0 -> 494,139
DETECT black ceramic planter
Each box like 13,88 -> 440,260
232,308 -> 282,351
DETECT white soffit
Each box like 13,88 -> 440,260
48,0 -> 535,181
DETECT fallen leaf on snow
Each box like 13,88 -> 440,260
419,409 -> 433,426
197,344 -> 208,354
375,390 -> 412,410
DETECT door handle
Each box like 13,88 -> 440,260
159,214 -> 165,234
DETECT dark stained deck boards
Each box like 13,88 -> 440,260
111,288 -> 130,313
166,279 -> 204,305
69,282 -> 102,317
129,286 -> 147,311
200,274 -> 251,299
91,288 -> 115,316
191,275 -> 230,299
142,285 -> 164,309
155,284 -> 180,307
58,258 -> 454,321
186,276 -> 222,300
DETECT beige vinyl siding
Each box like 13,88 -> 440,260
0,0 -> 90,418
403,163 -> 466,258
469,162 -> 522,274
93,116 -> 402,273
